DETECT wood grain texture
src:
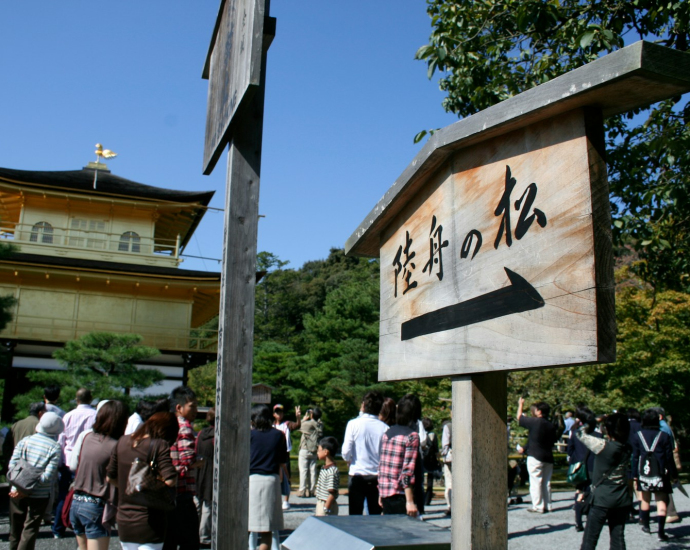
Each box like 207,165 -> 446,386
346,41 -> 690,258
453,373 -> 508,549
203,0 -> 266,175
378,109 -> 614,380
584,108 -> 616,363
211,7 -> 269,548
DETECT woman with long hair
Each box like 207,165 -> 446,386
107,412 -> 179,550
70,400 -> 129,550
379,398 -> 396,427
249,404 -> 287,550
576,412 -> 633,549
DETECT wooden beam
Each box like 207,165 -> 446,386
452,373 -> 508,549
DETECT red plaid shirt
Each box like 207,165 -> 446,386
377,425 -> 419,499
170,416 -> 196,495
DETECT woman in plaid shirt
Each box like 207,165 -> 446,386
377,394 -> 423,517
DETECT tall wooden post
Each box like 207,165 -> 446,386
203,1 -> 274,548
213,47 -> 269,550
452,373 -> 507,549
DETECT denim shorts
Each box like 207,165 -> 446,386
70,498 -> 108,539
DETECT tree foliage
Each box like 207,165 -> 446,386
13,332 -> 162,419
52,332 -> 162,395
187,247 -> 690,446
415,0 -> 690,291
188,249 -> 454,438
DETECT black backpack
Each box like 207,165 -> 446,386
422,432 -> 439,471
637,431 -> 664,492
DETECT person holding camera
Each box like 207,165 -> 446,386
517,397 -> 559,514
298,407 -> 323,498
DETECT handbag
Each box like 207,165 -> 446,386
7,444 -> 43,495
62,432 -> 92,530
126,439 -> 176,511
567,450 -> 590,485
567,461 -> 588,485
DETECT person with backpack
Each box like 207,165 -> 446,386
8,412 -> 64,550
631,408 -> 678,541
421,418 -> 440,506
297,407 -> 323,498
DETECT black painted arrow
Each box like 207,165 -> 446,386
401,267 -> 545,341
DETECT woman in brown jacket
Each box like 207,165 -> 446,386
107,412 -> 179,550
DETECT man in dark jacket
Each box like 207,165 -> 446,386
195,408 -> 215,546
517,397 -> 559,513
2,402 -> 46,472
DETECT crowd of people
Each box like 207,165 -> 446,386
2,385 -> 448,550
3,382 -> 683,550
248,390 -> 449,550
3,385 -> 212,550
517,398 -> 682,549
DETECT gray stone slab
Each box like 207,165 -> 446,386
282,515 -> 451,550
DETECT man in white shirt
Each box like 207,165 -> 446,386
52,388 -> 96,538
341,390 -> 388,515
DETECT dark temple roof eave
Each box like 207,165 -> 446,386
0,167 -> 215,207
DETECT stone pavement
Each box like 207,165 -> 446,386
1,486 -> 689,549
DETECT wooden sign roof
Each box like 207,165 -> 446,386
344,41 -> 690,381
345,41 -> 690,259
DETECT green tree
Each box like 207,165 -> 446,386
415,0 -> 690,291
52,332 -> 162,395
286,258 -> 389,435
187,360 -> 218,407
13,333 -> 162,418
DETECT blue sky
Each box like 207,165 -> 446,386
0,1 -> 458,272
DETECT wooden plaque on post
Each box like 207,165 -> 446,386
345,40 -> 690,382
345,41 -> 690,549
202,0 -> 267,175
378,107 -> 613,380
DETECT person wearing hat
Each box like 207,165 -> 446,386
8,411 -> 64,550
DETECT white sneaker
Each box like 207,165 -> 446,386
282,501 -> 290,510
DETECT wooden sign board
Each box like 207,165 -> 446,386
251,383 -> 272,404
202,0 -> 266,175
380,108 -> 611,380
345,41 -> 690,382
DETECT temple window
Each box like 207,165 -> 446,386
29,221 -> 54,244
119,231 -> 141,253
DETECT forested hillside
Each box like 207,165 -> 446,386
190,250 -> 690,445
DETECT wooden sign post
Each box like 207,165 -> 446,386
346,41 -> 690,548
201,1 -> 275,549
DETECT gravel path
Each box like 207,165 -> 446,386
2,486 -> 689,549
